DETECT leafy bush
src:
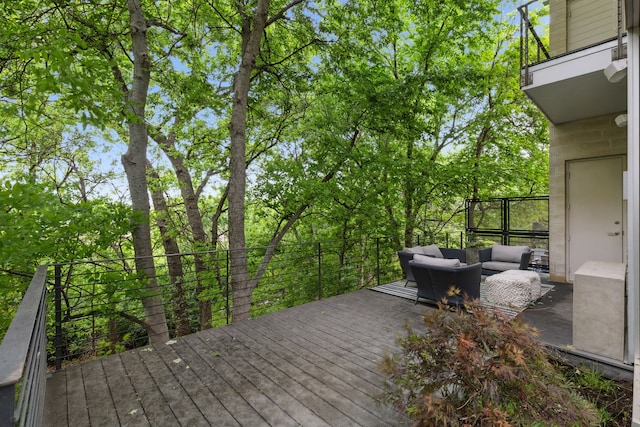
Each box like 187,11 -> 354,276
381,300 -> 600,426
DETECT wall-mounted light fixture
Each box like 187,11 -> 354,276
604,59 -> 628,83
615,113 -> 628,127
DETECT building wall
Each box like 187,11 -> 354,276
549,0 -> 568,56
549,113 -> 627,282
549,0 -> 620,56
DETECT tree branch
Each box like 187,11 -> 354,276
266,0 -> 306,27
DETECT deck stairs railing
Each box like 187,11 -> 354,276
0,266 -> 48,427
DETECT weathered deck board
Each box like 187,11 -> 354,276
83,358 -> 120,424
118,348 -> 177,425
65,365 -> 91,426
45,289 -> 428,426
42,363 -> 68,424
101,354 -> 149,426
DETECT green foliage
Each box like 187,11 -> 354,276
0,180 -> 140,339
557,362 -> 633,425
1,0 -> 551,348
381,301 -> 600,426
0,181 -> 138,268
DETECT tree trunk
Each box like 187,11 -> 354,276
228,0 -> 270,322
151,130 -> 212,329
121,0 -> 169,345
147,163 -> 192,336
403,140 -> 417,247
468,125 -> 491,245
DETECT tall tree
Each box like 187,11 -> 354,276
121,0 -> 170,344
0,0 -> 196,344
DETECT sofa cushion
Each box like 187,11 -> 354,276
420,244 -> 444,258
491,245 -> 529,263
403,246 -> 423,254
482,261 -> 520,272
413,254 -> 460,267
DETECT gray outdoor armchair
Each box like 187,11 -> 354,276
397,245 -> 467,286
408,260 -> 482,306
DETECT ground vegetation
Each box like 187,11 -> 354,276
381,300 -> 603,426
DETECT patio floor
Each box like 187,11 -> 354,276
43,279 -> 578,426
44,289 -> 428,426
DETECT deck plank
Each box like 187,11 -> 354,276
133,341 -> 210,426
118,348 -> 179,425
151,339 -> 243,426
101,354 -> 149,426
227,318 -> 399,426
189,330 -> 330,427
206,327 -> 352,427
81,358 -> 119,424
169,334 -> 264,426
43,369 -> 67,426
44,289 -> 430,426
180,331 -> 299,427
63,365 -> 90,427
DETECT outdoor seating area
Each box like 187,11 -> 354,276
397,244 -> 537,306
41,282 -> 579,426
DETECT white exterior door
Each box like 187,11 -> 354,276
567,156 -> 624,281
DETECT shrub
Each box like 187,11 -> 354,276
380,300 -> 600,426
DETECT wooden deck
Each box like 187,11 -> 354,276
44,289 -> 430,426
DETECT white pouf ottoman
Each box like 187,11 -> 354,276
484,270 -> 542,308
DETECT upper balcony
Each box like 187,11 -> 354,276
519,0 -> 629,125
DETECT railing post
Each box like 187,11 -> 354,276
376,237 -> 381,287
502,198 -> 509,245
0,385 -> 14,426
225,250 -> 230,325
317,242 -> 322,300
55,264 -> 63,370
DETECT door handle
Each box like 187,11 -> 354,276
607,232 -> 621,236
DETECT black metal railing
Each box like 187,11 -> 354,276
466,196 -> 549,247
49,237 -> 407,368
0,266 -> 48,427
518,0 -> 550,86
0,232 -> 467,384
49,234 -> 472,368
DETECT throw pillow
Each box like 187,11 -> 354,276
413,254 -> 460,267
420,244 -> 444,258
491,245 -> 529,263
403,246 -> 423,254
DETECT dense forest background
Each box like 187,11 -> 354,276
0,0 -> 549,345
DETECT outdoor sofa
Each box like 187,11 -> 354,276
478,244 -> 532,276
397,244 -> 467,285
408,254 -> 482,306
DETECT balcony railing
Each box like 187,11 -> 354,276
46,235 -> 468,369
519,0 -> 628,88
518,0 -> 550,87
